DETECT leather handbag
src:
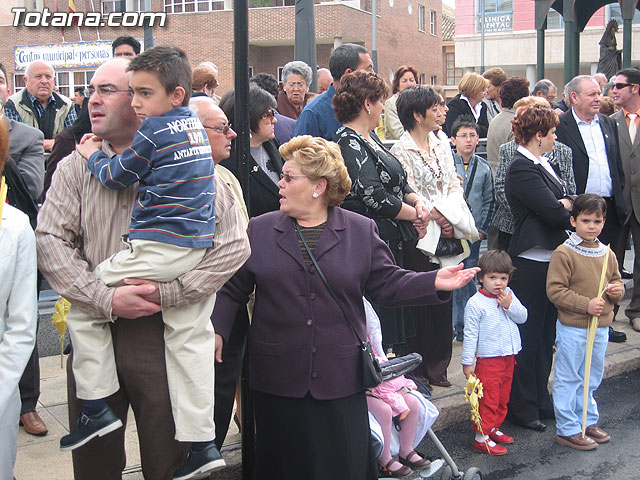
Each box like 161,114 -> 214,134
295,222 -> 383,389
435,237 -> 464,257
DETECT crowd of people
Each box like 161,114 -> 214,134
1,33 -> 640,480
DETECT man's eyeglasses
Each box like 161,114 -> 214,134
613,82 -> 637,90
85,85 -> 132,97
261,109 -> 276,120
456,133 -> 478,140
279,172 -> 307,183
204,123 -> 233,135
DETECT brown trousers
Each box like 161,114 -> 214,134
66,314 -> 189,480
403,240 -> 453,385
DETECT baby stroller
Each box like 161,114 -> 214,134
365,299 -> 483,480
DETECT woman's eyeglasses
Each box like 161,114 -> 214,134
261,109 -> 276,120
279,172 -> 307,183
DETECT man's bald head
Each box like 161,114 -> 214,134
87,58 -> 139,153
317,68 -> 332,94
25,60 -> 55,104
189,96 -> 236,163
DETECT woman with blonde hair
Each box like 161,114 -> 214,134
212,134 -> 478,480
444,72 -> 489,137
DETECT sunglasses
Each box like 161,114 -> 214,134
613,82 -> 637,90
279,172 -> 308,183
261,109 -> 276,120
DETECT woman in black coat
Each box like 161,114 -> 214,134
219,86 -> 284,218
444,72 -> 489,137
505,103 -> 572,431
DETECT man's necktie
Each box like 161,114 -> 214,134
628,113 -> 637,144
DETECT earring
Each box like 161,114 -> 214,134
367,108 -> 371,115
538,138 -> 542,147
312,192 -> 319,199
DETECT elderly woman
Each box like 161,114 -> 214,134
211,135 -> 478,480
391,86 -> 478,388
277,60 -> 317,120
493,96 -> 575,251
220,86 -> 284,218
333,71 -> 430,349
384,65 -> 418,139
444,72 -> 489,137
192,66 -> 218,98
505,104 -> 573,432
0,120 -> 38,478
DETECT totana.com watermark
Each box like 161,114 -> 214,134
12,8 -> 167,28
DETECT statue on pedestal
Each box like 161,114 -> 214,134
597,20 -> 622,80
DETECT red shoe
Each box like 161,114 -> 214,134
489,428 -> 514,445
473,439 -> 507,455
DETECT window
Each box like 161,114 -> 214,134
164,0 -> 225,13
445,52 -> 463,86
13,70 -> 95,99
430,75 -> 437,85
102,0 -> 145,15
418,5 -> 425,32
546,8 -> 564,29
476,0 -> 512,33
608,4 -> 640,24
430,10 -> 436,35
419,73 -> 426,85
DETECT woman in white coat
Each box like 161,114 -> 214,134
0,119 -> 37,478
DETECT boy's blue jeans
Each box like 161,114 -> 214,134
552,320 -> 608,436
452,240 -> 480,340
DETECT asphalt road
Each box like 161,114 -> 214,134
208,369 -> 640,480
416,369 -> 640,480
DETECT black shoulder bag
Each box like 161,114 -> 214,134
294,222 -> 383,389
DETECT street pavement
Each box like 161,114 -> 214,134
13,263 -> 640,479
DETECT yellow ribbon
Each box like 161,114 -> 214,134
0,176 -> 7,229
581,245 -> 610,438
464,374 -> 491,452
51,297 -> 71,368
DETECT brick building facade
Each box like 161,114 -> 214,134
0,0 -> 442,97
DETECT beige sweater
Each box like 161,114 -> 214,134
546,237 -> 624,329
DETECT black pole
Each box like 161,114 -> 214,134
233,0 -> 253,478
143,0 -> 153,49
294,0 -> 318,92
536,21 -> 545,81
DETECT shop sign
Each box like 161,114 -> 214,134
14,41 -> 113,71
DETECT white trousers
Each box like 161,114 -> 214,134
0,386 -> 20,479
67,239 -> 216,441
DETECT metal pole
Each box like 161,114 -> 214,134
372,0 -> 378,72
294,0 -> 318,92
480,0 -> 485,73
233,0 -> 253,477
143,0 -> 153,50
574,28 -> 580,77
537,20 -> 545,80
623,18 -> 632,68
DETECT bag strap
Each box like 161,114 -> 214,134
464,156 -> 479,200
294,221 -> 365,345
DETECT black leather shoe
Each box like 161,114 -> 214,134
609,326 -> 627,343
523,420 -> 546,432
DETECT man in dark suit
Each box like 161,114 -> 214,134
611,68 -> 640,332
555,74 -> 628,342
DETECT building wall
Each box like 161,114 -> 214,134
0,0 -> 443,97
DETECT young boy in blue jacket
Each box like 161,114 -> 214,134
451,115 -> 495,341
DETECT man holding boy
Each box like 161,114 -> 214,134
450,115 -> 495,341
36,57 -> 250,479
547,194 -> 624,450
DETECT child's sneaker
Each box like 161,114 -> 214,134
173,441 -> 226,480
473,439 -> 507,455
60,406 -> 123,451
489,428 -> 514,444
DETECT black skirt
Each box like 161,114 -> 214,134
252,390 -> 377,480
